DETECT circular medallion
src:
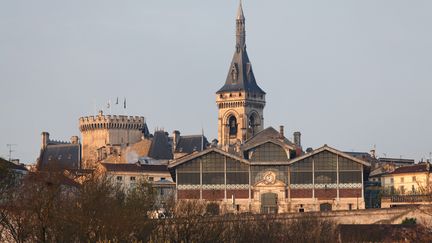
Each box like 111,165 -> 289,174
263,171 -> 276,185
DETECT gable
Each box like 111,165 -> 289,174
247,141 -> 289,162
288,145 -> 371,167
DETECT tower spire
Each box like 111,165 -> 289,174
237,0 -> 245,20
216,2 -> 266,147
236,0 -> 246,49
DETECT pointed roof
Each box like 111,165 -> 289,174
216,2 -> 265,95
242,126 -> 296,151
237,1 -> 245,20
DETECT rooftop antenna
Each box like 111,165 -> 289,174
6,144 -> 17,162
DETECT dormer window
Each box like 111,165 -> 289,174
231,64 -> 238,84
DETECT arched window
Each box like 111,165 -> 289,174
248,114 -> 256,135
250,142 -> 288,162
228,116 -> 237,137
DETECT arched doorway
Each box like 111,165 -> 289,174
261,193 -> 278,213
320,203 -> 332,212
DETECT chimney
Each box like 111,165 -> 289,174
70,136 -> 79,144
293,131 -> 301,147
279,125 -> 284,138
370,149 -> 376,158
41,132 -> 50,150
172,130 -> 180,151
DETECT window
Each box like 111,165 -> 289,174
399,186 -> 405,194
228,116 -> 237,137
338,156 -> 362,183
290,158 -> 312,184
250,142 -> 288,162
348,204 -> 353,211
314,152 -> 337,184
116,176 -> 122,181
400,177 -> 404,183
412,185 -> 415,193
130,177 -> 136,181
177,158 -> 200,185
390,178 -> 394,183
412,176 -> 416,182
202,152 -> 225,185
161,177 -> 166,181
226,158 -> 249,184
149,177 -> 154,182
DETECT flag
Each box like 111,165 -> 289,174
123,98 -> 126,109
116,97 -> 119,105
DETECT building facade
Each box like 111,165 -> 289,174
79,110 -> 150,168
167,2 -> 370,214
97,162 -> 175,209
169,144 -> 368,213
380,163 -> 432,207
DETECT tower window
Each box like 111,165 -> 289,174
228,116 -> 238,137
249,114 -> 256,136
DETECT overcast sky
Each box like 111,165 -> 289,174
1,0 -> 431,164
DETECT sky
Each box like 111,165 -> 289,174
0,0 -> 431,164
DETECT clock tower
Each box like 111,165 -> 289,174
216,1 -> 266,148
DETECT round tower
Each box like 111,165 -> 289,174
79,110 -> 148,168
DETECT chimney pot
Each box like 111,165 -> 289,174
41,132 -> 50,150
294,131 -> 301,147
172,130 -> 180,151
279,125 -> 284,138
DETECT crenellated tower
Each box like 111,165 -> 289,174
216,1 -> 266,148
79,110 -> 149,168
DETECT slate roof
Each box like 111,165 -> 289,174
174,135 -> 209,153
102,163 -> 169,173
378,157 -> 415,164
216,2 -> 265,95
0,157 -> 27,171
38,143 -> 81,171
242,126 -> 296,151
390,163 -> 431,174
148,131 -> 173,160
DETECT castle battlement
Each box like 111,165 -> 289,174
79,111 -> 145,132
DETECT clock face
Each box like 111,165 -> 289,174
263,171 -> 276,185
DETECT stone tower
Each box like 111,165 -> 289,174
216,2 -> 266,148
79,110 -> 149,168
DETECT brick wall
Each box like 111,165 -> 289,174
178,190 -> 200,199
340,189 -> 362,198
290,189 -> 313,198
202,190 -> 224,200
227,189 -> 249,199
315,189 -> 337,199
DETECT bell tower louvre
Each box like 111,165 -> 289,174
216,1 -> 266,148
